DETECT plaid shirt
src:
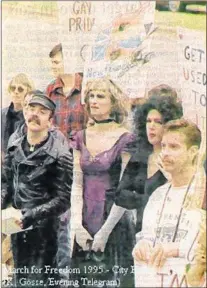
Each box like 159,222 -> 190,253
45,74 -> 87,139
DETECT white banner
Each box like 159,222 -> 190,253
78,1 -> 156,99
177,27 -> 206,130
57,1 -> 117,73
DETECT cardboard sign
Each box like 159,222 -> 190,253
57,1 -> 113,73
177,27 -> 206,130
81,1 -> 156,99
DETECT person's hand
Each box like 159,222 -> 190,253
148,243 -> 167,268
13,209 -> 24,229
75,225 -> 93,251
14,217 -> 23,228
91,229 -> 110,252
132,239 -> 153,263
21,209 -> 35,229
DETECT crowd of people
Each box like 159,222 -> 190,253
1,42 -> 206,288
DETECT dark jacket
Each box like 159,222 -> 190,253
115,154 -> 167,232
1,103 -> 24,156
8,122 -> 69,150
115,155 -> 148,210
1,132 -> 73,285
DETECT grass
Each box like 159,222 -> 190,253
155,9 -> 206,31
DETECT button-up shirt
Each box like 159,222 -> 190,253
45,73 -> 87,139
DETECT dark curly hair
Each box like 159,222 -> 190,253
133,95 -> 183,160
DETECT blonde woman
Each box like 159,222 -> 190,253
70,78 -> 136,286
2,73 -> 34,156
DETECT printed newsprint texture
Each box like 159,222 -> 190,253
1,1 -> 206,287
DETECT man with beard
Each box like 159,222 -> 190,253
132,118 -> 205,287
2,92 -> 73,287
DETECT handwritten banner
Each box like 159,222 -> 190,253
57,1 -> 156,76
81,1 -> 156,99
177,27 -> 206,130
135,261 -> 190,288
57,1 -> 113,73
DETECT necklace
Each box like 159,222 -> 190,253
27,134 -> 49,153
153,175 -> 195,246
29,145 -> 35,152
92,118 -> 115,124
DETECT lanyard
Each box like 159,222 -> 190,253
153,175 -> 195,247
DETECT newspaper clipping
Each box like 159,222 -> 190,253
1,1 -> 206,288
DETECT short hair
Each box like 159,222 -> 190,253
164,118 -> 201,148
84,77 -> 127,124
148,84 -> 177,99
8,73 -> 34,93
49,43 -> 62,58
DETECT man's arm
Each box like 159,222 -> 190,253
36,150 -> 73,217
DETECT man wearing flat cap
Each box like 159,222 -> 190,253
2,92 -> 73,287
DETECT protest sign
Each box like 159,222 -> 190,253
177,27 -> 206,130
57,1 -> 156,79
135,259 -> 189,288
78,1 -> 156,99
57,1 -> 112,73
57,1 -> 97,73
134,208 -> 203,288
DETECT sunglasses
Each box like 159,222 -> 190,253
10,86 -> 26,93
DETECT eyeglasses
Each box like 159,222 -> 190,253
10,86 -> 26,93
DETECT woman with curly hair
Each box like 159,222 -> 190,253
116,92 -> 183,231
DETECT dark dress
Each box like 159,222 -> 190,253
116,154 -> 167,232
71,130 -> 136,287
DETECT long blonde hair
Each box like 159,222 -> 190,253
84,77 -> 128,124
8,73 -> 34,93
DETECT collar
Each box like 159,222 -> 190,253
9,102 -> 19,112
52,73 -> 82,96
8,132 -> 59,161
9,102 -> 14,110
8,102 -> 23,117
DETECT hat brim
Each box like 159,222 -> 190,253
29,99 -> 53,111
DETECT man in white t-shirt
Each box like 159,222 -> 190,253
133,118 -> 205,287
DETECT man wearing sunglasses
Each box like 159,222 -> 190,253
2,73 -> 33,159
